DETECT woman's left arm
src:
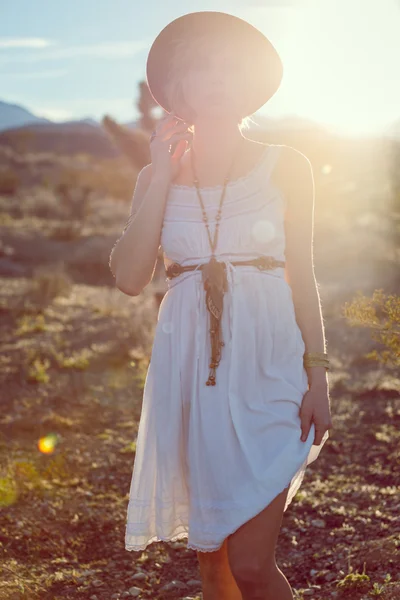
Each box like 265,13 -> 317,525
279,145 -> 332,446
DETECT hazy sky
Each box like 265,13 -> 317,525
1,0 -> 399,135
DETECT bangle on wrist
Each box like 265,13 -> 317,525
303,351 -> 330,371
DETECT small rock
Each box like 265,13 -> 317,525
111,594 -> 120,599
89,596 -> 98,600
187,579 -> 202,587
303,590 -> 314,596
311,519 -> 326,528
92,580 -> 103,587
80,569 -> 97,578
128,587 -> 142,597
325,572 -> 336,582
131,572 -> 147,581
160,579 -> 187,592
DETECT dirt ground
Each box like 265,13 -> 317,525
0,147 -> 399,599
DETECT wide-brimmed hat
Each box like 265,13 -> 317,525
146,11 -> 283,120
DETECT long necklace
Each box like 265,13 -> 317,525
190,137 -> 245,386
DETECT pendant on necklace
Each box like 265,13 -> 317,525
201,256 -> 228,320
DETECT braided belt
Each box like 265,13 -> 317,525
166,255 -> 285,279
164,255 -> 286,387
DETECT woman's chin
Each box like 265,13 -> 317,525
197,106 -> 237,120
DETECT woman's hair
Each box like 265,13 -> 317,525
164,32 -> 256,132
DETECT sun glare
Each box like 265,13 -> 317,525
257,0 -> 400,136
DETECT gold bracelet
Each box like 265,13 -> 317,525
303,352 -> 330,371
303,355 -> 330,366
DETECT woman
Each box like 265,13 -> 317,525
109,11 -> 332,600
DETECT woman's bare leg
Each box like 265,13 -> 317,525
226,486 -> 293,600
197,538 -> 243,600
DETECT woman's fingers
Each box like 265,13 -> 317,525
155,113 -> 190,137
154,113 -> 181,135
159,126 -> 191,142
300,420 -> 312,442
313,427 -> 327,446
300,404 -> 312,442
168,132 -> 193,143
171,138 -> 189,160
152,115 -> 174,138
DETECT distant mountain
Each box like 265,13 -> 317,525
0,120 -> 119,159
0,100 -> 145,159
80,117 -> 100,127
0,100 -> 51,132
6,120 -> 102,134
0,100 -> 105,133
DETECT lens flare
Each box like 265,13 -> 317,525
162,321 -> 174,334
251,219 -> 275,244
38,433 -> 59,454
321,164 -> 332,175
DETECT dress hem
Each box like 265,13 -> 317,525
124,443 -> 316,553
125,475 -> 293,553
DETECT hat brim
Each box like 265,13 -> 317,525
146,11 -> 283,120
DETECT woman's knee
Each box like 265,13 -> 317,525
229,558 -> 277,596
226,487 -> 290,592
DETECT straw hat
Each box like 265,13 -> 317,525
146,11 -> 283,120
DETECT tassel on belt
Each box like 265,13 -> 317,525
165,255 -> 286,386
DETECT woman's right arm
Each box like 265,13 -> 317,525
109,166 -> 171,296
109,113 -> 192,296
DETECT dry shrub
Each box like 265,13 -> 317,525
29,262 -> 73,309
0,166 -> 19,195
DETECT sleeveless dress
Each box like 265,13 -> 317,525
125,143 -> 329,553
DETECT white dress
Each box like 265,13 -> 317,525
125,143 -> 329,553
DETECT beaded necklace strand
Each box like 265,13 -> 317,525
190,137 -> 245,386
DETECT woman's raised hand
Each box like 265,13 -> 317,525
149,113 -> 193,184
